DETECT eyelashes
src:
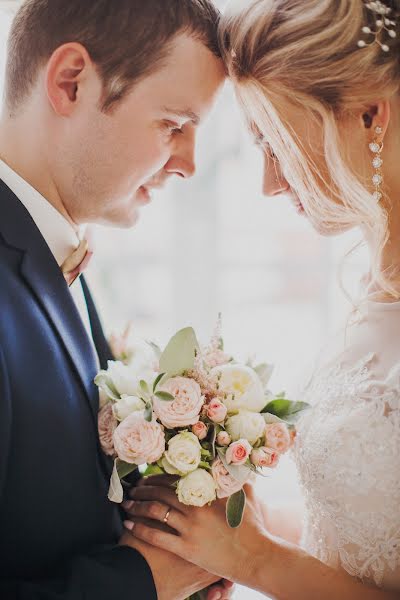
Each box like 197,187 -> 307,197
162,121 -> 184,136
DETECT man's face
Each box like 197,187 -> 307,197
53,34 -> 225,227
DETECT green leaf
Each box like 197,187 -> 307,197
153,372 -> 166,392
159,327 -> 199,377
154,391 -> 175,402
199,461 -> 211,470
140,380 -> 149,395
261,399 -> 310,418
226,488 -> 246,528
108,460 -> 124,503
142,464 -> 164,477
217,449 -> 252,485
144,402 -> 153,422
94,372 -> 120,402
116,458 -> 137,480
254,363 -> 274,387
209,424 -> 217,459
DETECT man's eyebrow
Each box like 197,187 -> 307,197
161,107 -> 200,126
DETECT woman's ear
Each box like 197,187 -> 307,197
361,99 -> 391,140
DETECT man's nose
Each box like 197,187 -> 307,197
262,154 -> 290,196
164,128 -> 196,179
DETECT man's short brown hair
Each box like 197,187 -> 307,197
5,0 -> 221,115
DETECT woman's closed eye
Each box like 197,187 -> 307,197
162,120 -> 184,136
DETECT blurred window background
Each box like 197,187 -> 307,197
0,2 -> 368,597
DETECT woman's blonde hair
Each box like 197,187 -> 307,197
219,0 -> 400,300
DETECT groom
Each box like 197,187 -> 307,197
0,1 -> 227,599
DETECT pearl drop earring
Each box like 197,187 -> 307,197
369,125 -> 384,203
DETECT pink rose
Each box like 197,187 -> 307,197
226,439 -> 252,465
250,446 -> 280,469
211,457 -> 246,499
207,398 -> 227,424
192,421 -> 208,440
98,403 -> 117,456
265,423 -> 291,454
216,431 -> 231,446
153,377 -> 204,429
113,411 -> 165,465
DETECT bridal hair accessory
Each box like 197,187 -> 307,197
369,126 -> 384,203
358,1 -> 397,52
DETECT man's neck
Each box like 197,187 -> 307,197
0,117 -> 76,228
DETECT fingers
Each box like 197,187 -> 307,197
129,484 -> 184,512
207,581 -> 235,600
123,500 -> 186,534
123,519 -> 185,558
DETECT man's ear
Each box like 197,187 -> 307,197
45,42 -> 92,117
361,99 -> 391,140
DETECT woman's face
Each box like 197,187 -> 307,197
251,98 -> 371,237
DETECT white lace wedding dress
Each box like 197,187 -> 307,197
293,299 -> 400,593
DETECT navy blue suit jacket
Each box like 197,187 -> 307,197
0,180 -> 157,599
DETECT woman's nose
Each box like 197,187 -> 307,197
262,154 -> 290,196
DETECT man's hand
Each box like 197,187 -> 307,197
120,530 -> 220,600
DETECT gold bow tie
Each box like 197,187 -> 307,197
61,239 -> 93,287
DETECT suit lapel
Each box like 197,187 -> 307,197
0,180 -> 99,424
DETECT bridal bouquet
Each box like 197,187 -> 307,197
96,324 -> 309,527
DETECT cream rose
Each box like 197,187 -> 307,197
112,394 -> 145,421
211,364 -> 266,413
216,431 -> 231,446
113,411 -> 165,465
211,457 -> 245,499
177,469 -> 217,507
153,376 -> 204,429
98,403 -> 117,456
106,360 -> 141,397
163,432 -> 202,476
225,410 -> 266,445
265,423 -> 291,454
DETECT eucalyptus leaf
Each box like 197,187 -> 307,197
159,327 -> 199,377
217,448 -> 252,485
153,372 -> 166,392
209,424 -> 217,459
144,402 -> 153,422
226,488 -> 246,528
154,391 -> 175,402
116,459 -> 137,480
108,460 -> 124,503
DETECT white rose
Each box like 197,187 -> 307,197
177,469 -> 217,507
211,364 -> 266,413
163,432 -> 202,476
107,361 -> 141,397
112,394 -> 145,421
226,410 -> 266,445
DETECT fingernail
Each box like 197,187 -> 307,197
122,500 -> 134,510
212,593 -> 222,600
123,520 -> 134,531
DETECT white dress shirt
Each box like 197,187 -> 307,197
0,158 -> 98,360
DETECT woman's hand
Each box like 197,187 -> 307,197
122,475 -> 271,586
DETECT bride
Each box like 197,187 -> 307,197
122,0 -> 400,597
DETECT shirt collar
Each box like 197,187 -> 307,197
0,157 -> 82,266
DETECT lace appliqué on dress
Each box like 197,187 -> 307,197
294,353 -> 400,588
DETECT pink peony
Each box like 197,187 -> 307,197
216,431 -> 231,446
153,377 -> 204,429
113,411 -> 165,465
250,446 -> 280,469
192,421 -> 208,440
98,403 -> 117,456
226,439 -> 252,465
207,398 -> 228,424
211,457 -> 246,499
264,423 -> 291,454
